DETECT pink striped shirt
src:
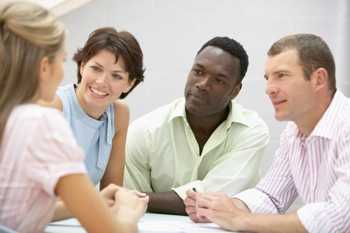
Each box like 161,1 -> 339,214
235,91 -> 350,233
0,105 -> 86,233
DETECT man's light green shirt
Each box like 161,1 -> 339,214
124,98 -> 269,199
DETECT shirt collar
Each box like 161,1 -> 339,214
309,90 -> 346,139
168,98 -> 252,129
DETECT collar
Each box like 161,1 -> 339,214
309,90 -> 346,139
168,98 -> 252,129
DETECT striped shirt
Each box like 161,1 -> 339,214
235,91 -> 350,233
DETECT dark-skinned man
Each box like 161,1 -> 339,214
124,36 -> 269,215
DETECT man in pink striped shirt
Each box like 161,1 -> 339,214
189,34 -> 350,233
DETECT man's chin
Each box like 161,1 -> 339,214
274,113 -> 288,122
186,106 -> 207,117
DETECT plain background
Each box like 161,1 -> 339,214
59,0 -> 350,175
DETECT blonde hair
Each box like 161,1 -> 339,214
0,1 -> 65,143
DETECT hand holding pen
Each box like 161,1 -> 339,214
184,187 -> 210,223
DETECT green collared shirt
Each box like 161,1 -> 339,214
124,98 -> 269,199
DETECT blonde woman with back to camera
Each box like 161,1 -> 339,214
0,1 -> 148,233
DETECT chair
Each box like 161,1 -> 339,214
0,225 -> 17,233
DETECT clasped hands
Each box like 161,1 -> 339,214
101,184 -> 149,222
184,189 -> 249,231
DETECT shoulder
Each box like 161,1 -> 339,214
113,100 -> 130,131
11,105 -> 69,133
114,99 -> 130,116
13,104 -> 61,119
323,92 -> 350,140
54,84 -> 75,110
232,101 -> 269,132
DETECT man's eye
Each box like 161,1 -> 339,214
277,73 -> 287,79
193,69 -> 203,75
215,78 -> 225,84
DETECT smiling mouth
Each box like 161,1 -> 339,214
273,100 -> 287,107
89,86 -> 109,98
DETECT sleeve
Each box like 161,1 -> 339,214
25,111 -> 86,196
173,120 -> 270,200
234,127 -> 298,214
123,119 -> 153,192
296,132 -> 350,233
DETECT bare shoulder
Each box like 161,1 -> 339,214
113,100 -> 130,130
52,95 -> 63,111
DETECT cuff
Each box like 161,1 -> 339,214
297,203 -> 333,233
172,180 -> 203,200
234,188 -> 278,214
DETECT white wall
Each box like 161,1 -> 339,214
59,0 -> 350,172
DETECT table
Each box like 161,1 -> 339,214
45,213 -> 235,232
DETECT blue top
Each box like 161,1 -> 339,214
57,84 -> 116,185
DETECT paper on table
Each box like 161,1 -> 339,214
139,216 -> 233,233
46,214 -> 237,233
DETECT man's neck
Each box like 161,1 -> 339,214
296,93 -> 333,137
186,107 -> 229,154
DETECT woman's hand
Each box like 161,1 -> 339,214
100,184 -> 119,207
112,187 -> 149,223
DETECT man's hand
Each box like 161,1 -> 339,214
196,193 -> 248,232
184,189 -> 210,223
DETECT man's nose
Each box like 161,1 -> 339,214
196,76 -> 211,90
265,81 -> 278,97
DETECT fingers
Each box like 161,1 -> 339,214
195,193 -> 218,221
185,191 -> 223,223
101,184 -> 119,197
184,196 -> 196,207
186,189 -> 197,200
196,206 -> 212,221
196,193 -> 213,209
132,190 -> 147,198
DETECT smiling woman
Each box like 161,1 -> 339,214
0,2 -> 147,232
52,27 -> 145,188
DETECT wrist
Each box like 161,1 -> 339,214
239,213 -> 252,231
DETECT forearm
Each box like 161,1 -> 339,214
100,175 -> 123,190
147,191 -> 186,215
52,200 -> 73,221
241,213 -> 306,233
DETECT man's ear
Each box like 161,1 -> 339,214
311,67 -> 328,91
230,82 -> 242,100
38,56 -> 50,83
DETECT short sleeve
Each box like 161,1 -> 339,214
25,110 -> 86,196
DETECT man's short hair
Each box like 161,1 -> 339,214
268,34 -> 336,93
197,37 -> 249,82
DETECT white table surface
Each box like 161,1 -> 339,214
45,213 -> 235,233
